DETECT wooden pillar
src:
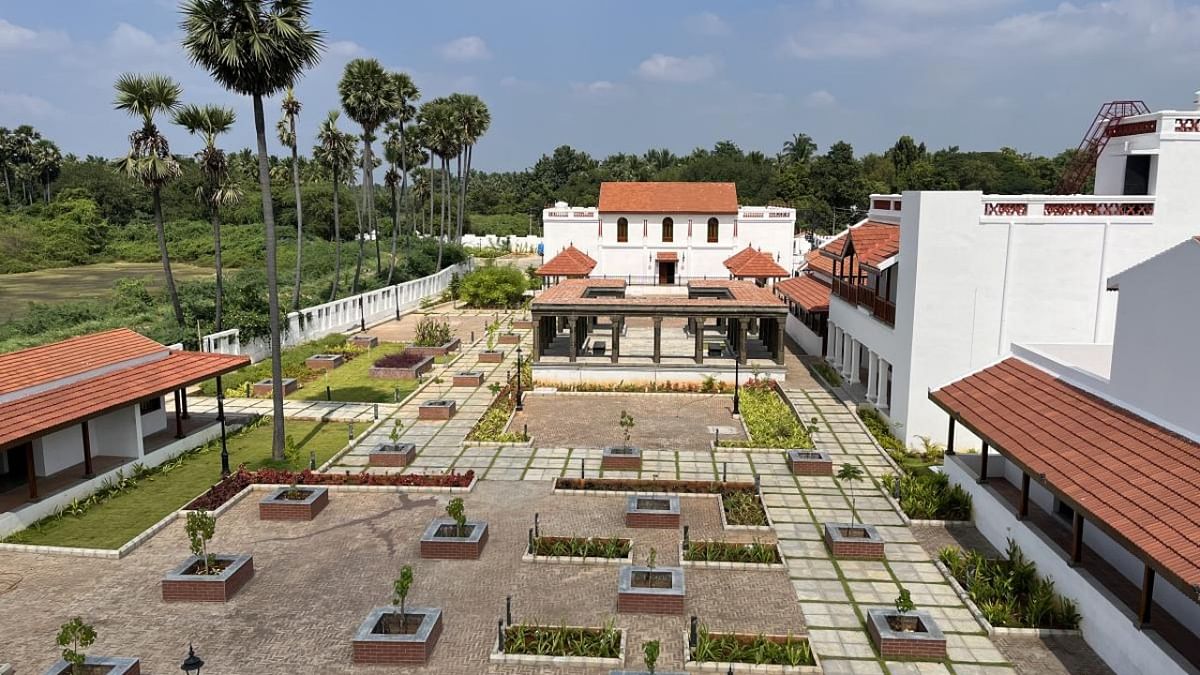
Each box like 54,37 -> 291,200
532,315 -> 542,361
737,320 -> 748,364
181,388 -> 189,419
946,418 -> 956,455
694,317 -> 705,364
652,316 -> 662,364
1018,472 -> 1030,520
977,442 -> 989,483
25,443 -> 38,501
1139,564 -> 1156,626
568,315 -> 578,363
81,420 -> 94,478
774,317 -> 785,366
610,316 -> 620,364
173,390 -> 184,439
1071,512 -> 1084,565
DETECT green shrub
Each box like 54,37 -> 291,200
719,380 -> 812,448
939,540 -> 1081,629
458,263 -> 529,308
413,316 -> 452,347
880,471 -> 972,520
691,625 -> 813,666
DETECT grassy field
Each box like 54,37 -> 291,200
290,345 -> 454,403
3,419 -> 347,549
0,262 -> 216,322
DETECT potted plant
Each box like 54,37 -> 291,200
837,463 -> 864,523
866,588 -> 947,660
603,410 -> 642,470
259,475 -> 329,521
480,324 -> 504,363
352,565 -> 444,665
420,497 -> 489,559
823,463 -> 885,560
369,420 -> 416,467
46,617 -> 141,675
643,639 -> 659,674
618,546 -> 685,616
162,510 -> 255,602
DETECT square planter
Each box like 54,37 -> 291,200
352,607 -> 443,665
369,442 -> 417,467
420,517 -> 489,559
369,353 -> 434,380
601,446 -> 642,471
162,554 -> 254,602
479,349 -> 505,363
351,335 -> 379,348
866,608 -> 947,661
258,486 -> 329,521
43,657 -> 141,675
452,371 -> 485,387
617,564 -> 685,615
252,377 -> 298,397
498,333 -> 521,345
625,494 -> 680,528
512,319 -> 534,330
404,337 -> 461,357
305,353 -> 345,370
824,522 -> 886,560
418,399 -> 457,420
787,450 -> 833,476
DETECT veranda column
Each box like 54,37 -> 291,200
568,314 -> 578,363
532,315 -> 542,361
611,315 -> 621,364
826,322 -> 839,363
876,359 -> 890,410
866,352 -> 878,402
840,334 -> 853,378
774,318 -> 786,365
737,321 -> 748,364
694,317 -> 705,364
652,316 -> 662,364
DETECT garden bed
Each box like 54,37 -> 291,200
938,541 -> 1081,633
625,494 -> 681,528
369,352 -> 434,380
553,478 -> 769,527
404,337 -> 461,357
618,565 -> 685,615
479,349 -> 505,363
418,399 -> 457,420
493,622 -> 625,667
601,446 -> 642,470
351,335 -> 379,348
161,553 -> 254,602
498,332 -> 521,345
465,364 -> 531,443
524,535 -> 632,564
682,539 -> 783,568
352,606 -> 443,665
866,608 -> 946,661
787,449 -> 832,476
716,380 -> 812,449
368,442 -> 417,467
686,628 -> 817,672
452,371 -> 485,387
186,467 -> 476,511
252,377 -> 298,397
824,522 -> 886,560
258,486 -> 329,521
420,517 -> 489,559
881,471 -> 972,521
305,353 -> 344,370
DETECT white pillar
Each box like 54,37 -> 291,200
866,351 -> 878,402
876,359 -> 890,411
849,339 -> 862,381
826,323 -> 838,363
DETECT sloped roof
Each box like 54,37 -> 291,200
724,246 -> 789,278
0,328 -> 165,398
930,357 -> 1200,599
536,245 -> 597,277
776,275 -> 831,312
822,222 -> 900,270
598,182 -> 738,214
533,279 -> 784,312
656,252 -> 678,262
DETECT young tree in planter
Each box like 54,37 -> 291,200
446,497 -> 467,537
836,463 -> 865,525
393,565 -> 414,621
389,419 -> 403,445
619,410 -> 635,448
57,617 -> 96,675
894,587 -> 918,631
486,324 -> 497,352
642,639 -> 660,674
186,510 -> 217,574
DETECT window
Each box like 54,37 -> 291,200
706,217 -> 719,243
662,217 -> 674,242
616,217 -> 628,243
1122,155 -> 1151,195
140,397 -> 162,416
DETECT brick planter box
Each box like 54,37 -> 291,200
601,446 -> 642,471
866,608 -> 946,661
418,399 -> 457,420
617,564 -> 685,615
258,486 -> 329,521
405,338 -> 461,357
498,333 -> 521,345
351,335 -> 379,348
787,449 -> 833,476
625,494 -> 680,528
305,353 -> 345,370
252,377 -> 298,397
452,371 -> 485,387
824,522 -> 886,560
352,607 -> 443,665
479,349 -> 504,363
420,517 -> 489,559
368,442 -> 417,467
369,354 -> 434,380
43,657 -> 141,675
512,319 -> 534,329
162,554 -> 254,602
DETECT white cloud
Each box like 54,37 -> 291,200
0,92 -> 61,118
439,36 -> 491,62
781,27 -> 925,59
684,11 -> 730,36
635,54 -> 718,83
860,0 -> 1013,15
0,18 -> 68,51
328,40 -> 365,57
805,90 -> 837,108
571,80 -> 618,96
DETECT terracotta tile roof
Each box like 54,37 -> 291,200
533,279 -> 785,312
723,246 -> 788,278
775,275 -> 831,312
598,182 -> 738,214
821,222 -> 899,270
536,245 -> 597,277
930,357 -> 1200,597
0,328 -> 165,398
0,349 -> 248,450
656,252 -> 678,262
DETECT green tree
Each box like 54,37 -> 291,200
313,110 -> 357,301
383,71 -> 420,283
836,463 -> 865,525
182,0 -> 324,460
393,565 -> 414,618
185,510 -> 217,573
446,496 -> 467,537
56,617 -> 97,675
451,93 -> 490,241
276,88 -> 306,311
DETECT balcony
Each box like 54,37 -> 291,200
832,277 -> 895,327
979,195 -> 1155,222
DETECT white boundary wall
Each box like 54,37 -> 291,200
462,234 -> 541,253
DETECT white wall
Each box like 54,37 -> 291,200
33,426 -> 84,476
785,313 -> 823,357
140,397 -> 166,436
91,406 -> 142,459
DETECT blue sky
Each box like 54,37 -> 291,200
2,0 -> 1199,171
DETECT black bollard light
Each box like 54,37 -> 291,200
309,451 -> 316,471
506,595 -> 512,626
683,525 -> 690,548
326,385 -> 332,401
722,462 -> 727,482
497,619 -> 505,652
528,527 -> 534,552
580,457 -> 585,478
689,615 -> 699,647
534,512 -> 540,538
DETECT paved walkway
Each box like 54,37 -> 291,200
188,397 -> 397,423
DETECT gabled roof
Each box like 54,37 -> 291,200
821,221 -> 900,270
598,182 -> 738,214
930,357 -> 1200,600
775,275 -> 831,312
723,246 -> 789,278
0,328 -> 164,399
536,245 -> 597,277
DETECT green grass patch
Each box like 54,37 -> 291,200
2,419 -> 347,549
718,382 -> 812,449
289,342 -> 423,403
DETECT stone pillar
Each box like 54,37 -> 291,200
866,352 -> 878,402
774,318 -> 785,365
849,340 -> 862,384
694,316 -> 705,364
737,321 -> 748,364
833,327 -> 844,367
532,315 -> 542,361
876,359 -> 890,410
568,314 -> 578,363
841,334 -> 854,378
652,316 -> 663,364
826,323 -> 838,363
611,315 -> 621,364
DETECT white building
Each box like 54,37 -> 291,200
931,236 -> 1200,675
541,182 -> 796,285
791,96 -> 1200,446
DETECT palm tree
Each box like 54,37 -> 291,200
0,127 -> 12,204
113,73 -> 186,327
453,94 -> 489,241
181,0 -> 323,461
276,88 -> 306,311
782,133 -> 817,165
383,71 -> 419,284
313,110 -> 356,301
174,103 -> 241,332
338,58 -> 397,290
32,139 -> 61,203
418,98 -> 457,268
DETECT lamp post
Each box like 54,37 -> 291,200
732,349 -> 741,416
515,347 -> 524,411
216,375 -> 229,477
181,644 -> 203,674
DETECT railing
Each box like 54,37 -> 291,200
544,209 -> 597,219
590,274 -> 731,286
831,277 -> 895,327
980,195 -> 1156,219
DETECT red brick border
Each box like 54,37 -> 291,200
420,527 -> 489,560
259,489 -> 329,521
161,557 -> 254,602
601,454 -> 642,471
625,511 -> 680,528
352,613 -> 443,665
789,457 -> 832,476
617,591 -> 684,615
369,447 -> 416,467
305,354 -> 344,370
868,619 -> 946,660
498,333 -> 521,345
478,350 -> 504,363
825,531 -> 885,560
418,401 -> 457,420
453,373 -> 485,387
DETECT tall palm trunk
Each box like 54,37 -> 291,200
2,167 -> 9,202
152,187 -> 185,327
253,93 -> 287,460
436,156 -> 446,269
211,198 -> 224,332
387,177 -> 398,284
372,185 -> 382,274
454,151 -> 463,241
352,179 -> 365,294
428,153 -> 435,236
329,165 -> 342,302
459,144 -> 473,241
388,134 -> 408,284
289,116 -> 304,312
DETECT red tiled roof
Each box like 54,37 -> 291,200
0,349 -> 248,450
533,279 -> 785,311
775,275 -> 831,312
536,245 -> 597,277
598,182 -> 738,214
724,246 -> 788,278
930,357 -> 1200,597
656,252 -> 678,262
0,328 -> 164,397
821,222 -> 899,270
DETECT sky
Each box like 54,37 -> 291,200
2,0 -> 1199,172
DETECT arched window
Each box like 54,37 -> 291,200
662,217 -> 674,242
706,217 -> 719,243
617,217 -> 628,243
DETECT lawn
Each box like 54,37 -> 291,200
3,419 -> 347,549
289,344 -> 453,403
